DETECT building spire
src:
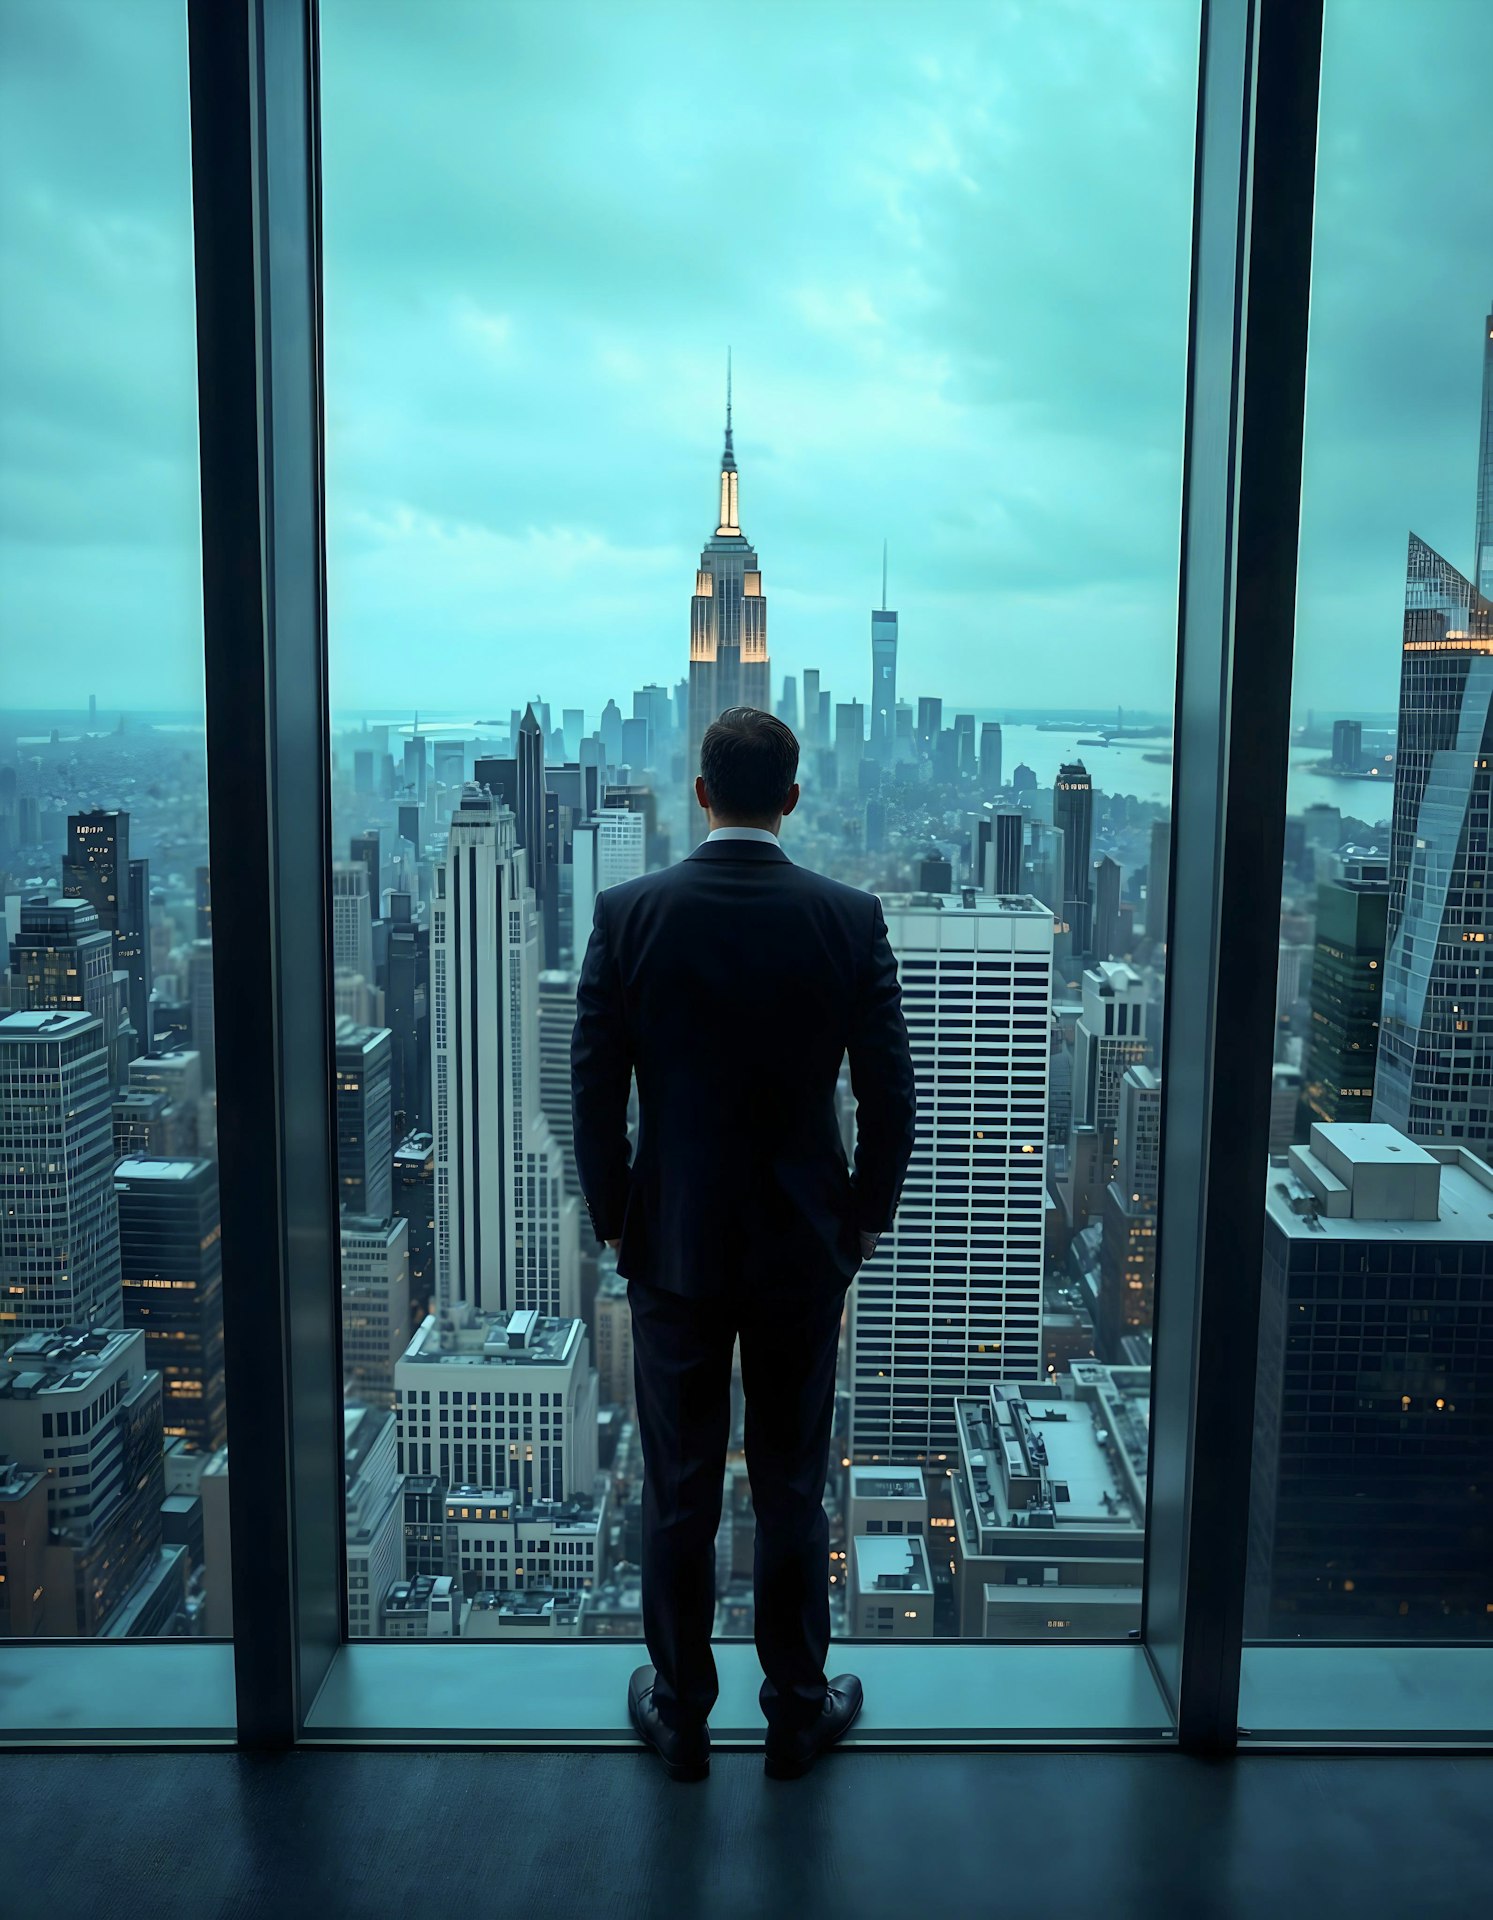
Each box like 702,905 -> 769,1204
881,539 -> 888,611
722,347 -> 736,473
716,349 -> 740,535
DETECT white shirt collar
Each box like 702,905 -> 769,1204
705,826 -> 781,845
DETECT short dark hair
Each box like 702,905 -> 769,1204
699,707 -> 799,821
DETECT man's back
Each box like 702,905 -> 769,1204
572,836 -> 915,1296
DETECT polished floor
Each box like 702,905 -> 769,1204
4,1749 -> 1486,1919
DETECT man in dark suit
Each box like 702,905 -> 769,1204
572,706 -> 916,1782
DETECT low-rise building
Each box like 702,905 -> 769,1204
950,1368 -> 1148,1638
850,1533 -> 935,1636
442,1483 -> 608,1594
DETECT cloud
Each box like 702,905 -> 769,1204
1,0 -> 1489,728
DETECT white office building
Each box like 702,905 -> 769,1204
443,1484 -> 608,1595
395,1306 -> 599,1506
572,807 -> 646,945
431,788 -> 578,1331
1072,963 -> 1152,1149
849,892 -> 1053,1461
0,1009 -> 122,1336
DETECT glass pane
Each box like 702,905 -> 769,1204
0,0 -> 231,1637
1244,0 -> 1493,1706
321,0 -> 1196,1645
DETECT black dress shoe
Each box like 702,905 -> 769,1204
628,1665 -> 710,1782
763,1673 -> 863,1780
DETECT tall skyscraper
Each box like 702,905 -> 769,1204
1098,1065 -> 1161,1361
915,697 -> 942,758
801,670 -> 822,748
953,713 -> 976,778
431,789 -> 578,1333
1374,536 -> 1493,1145
1247,1123 -> 1493,1638
340,1213 -> 411,1410
978,722 -> 1003,795
1146,816 -> 1171,946
1331,719 -> 1363,771
188,939 -> 216,1093
834,701 -> 865,792
777,674 -> 799,731
474,707 -> 556,965
403,731 -> 427,800
334,1018 -> 394,1218
1302,857 -> 1389,1127
332,861 -> 375,982
1054,763 -> 1095,957
538,970 -> 580,1197
384,893 -> 430,1136
986,811 -> 1025,895
57,812 -> 143,1059
1093,854 -> 1123,962
115,1156 -> 227,1453
350,830 -> 381,919
870,549 -> 898,765
63,808 -> 127,937
393,1130 -> 435,1329
849,892 -> 1053,1461
687,361 -> 770,828
1072,963 -> 1151,1165
0,1010 -> 122,1337
572,806 -> 646,951
10,896 -> 116,1046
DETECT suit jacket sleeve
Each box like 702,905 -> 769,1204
848,895 -> 917,1234
571,891 -> 633,1243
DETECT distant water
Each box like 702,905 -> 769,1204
991,722 -> 1393,827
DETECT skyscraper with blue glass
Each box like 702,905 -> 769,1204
1374,546 -> 1493,1141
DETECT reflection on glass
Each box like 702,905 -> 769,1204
321,0 -> 1197,1641
1247,0 -> 1493,1646
0,0 -> 227,1637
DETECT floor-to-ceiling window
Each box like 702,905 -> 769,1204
1241,0 -> 1493,1739
0,0 -> 232,1646
317,0 -> 1197,1650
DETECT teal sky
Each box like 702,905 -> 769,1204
2,0 -> 1490,724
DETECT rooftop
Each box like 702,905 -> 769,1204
1268,1125 -> 1493,1242
114,1156 -> 212,1183
0,1008 -> 97,1038
444,1487 -> 602,1529
0,1327 -> 138,1398
955,1379 -> 1143,1535
399,1310 -> 583,1371
852,1533 -> 933,1596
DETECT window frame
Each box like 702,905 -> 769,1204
19,0 -> 1483,1756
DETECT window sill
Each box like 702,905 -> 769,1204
302,1640 -> 1173,1746
1239,1645 -> 1493,1747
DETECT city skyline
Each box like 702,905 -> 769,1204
2,1 -> 1492,717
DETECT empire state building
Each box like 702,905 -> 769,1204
688,361 -> 770,826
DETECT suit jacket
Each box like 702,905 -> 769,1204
571,836 -> 917,1297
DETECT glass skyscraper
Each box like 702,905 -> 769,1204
1374,535 -> 1493,1146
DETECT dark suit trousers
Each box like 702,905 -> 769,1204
627,1276 -> 846,1734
